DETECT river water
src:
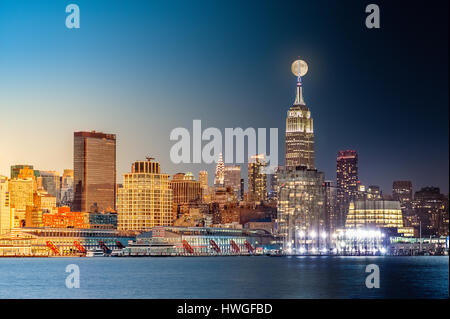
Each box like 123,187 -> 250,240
0,256 -> 447,298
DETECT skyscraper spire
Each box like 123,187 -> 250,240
285,59 -> 314,170
294,80 -> 305,106
214,153 -> 225,186
293,58 -> 306,106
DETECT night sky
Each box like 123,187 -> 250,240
0,0 -> 448,193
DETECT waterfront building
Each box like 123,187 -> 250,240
388,236 -> 448,255
336,150 -> 359,228
277,166 -> 326,252
123,226 -> 273,256
89,212 -> 118,229
0,228 -> 135,256
214,153 -> 225,186
345,200 -> 404,231
285,71 -> 315,170
248,154 -> 267,202
73,131 -> 116,212
117,158 -> 173,231
224,165 -> 241,198
244,218 -> 275,234
43,207 -> 89,229
0,176 -> 12,235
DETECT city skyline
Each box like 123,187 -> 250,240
0,0 -> 448,302
0,0 -> 448,194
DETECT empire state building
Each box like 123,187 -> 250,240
284,67 -> 315,170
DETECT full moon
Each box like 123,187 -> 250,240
291,59 -> 308,77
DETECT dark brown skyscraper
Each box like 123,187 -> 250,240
336,150 -> 358,227
73,131 -> 116,212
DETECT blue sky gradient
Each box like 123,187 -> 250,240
0,0 -> 448,193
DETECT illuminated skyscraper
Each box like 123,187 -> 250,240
336,150 -> 358,228
214,153 -> 225,186
324,180 -> 337,233
277,166 -> 326,251
248,154 -> 267,202
117,158 -> 173,231
198,170 -> 208,189
198,170 -> 210,203
73,131 -> 116,212
285,74 -> 314,170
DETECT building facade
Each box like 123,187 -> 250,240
224,165 -> 241,198
336,150 -> 359,228
248,154 -> 267,202
277,167 -> 326,251
10,165 -> 34,180
413,187 -> 449,236
38,171 -> 61,204
60,169 -> 74,207
117,158 -> 173,231
0,176 -> 11,235
73,131 -> 116,212
214,153 -> 225,186
345,200 -> 404,231
9,176 -> 34,228
393,181 -> 413,204
285,77 -> 315,170
324,180 -> 337,233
